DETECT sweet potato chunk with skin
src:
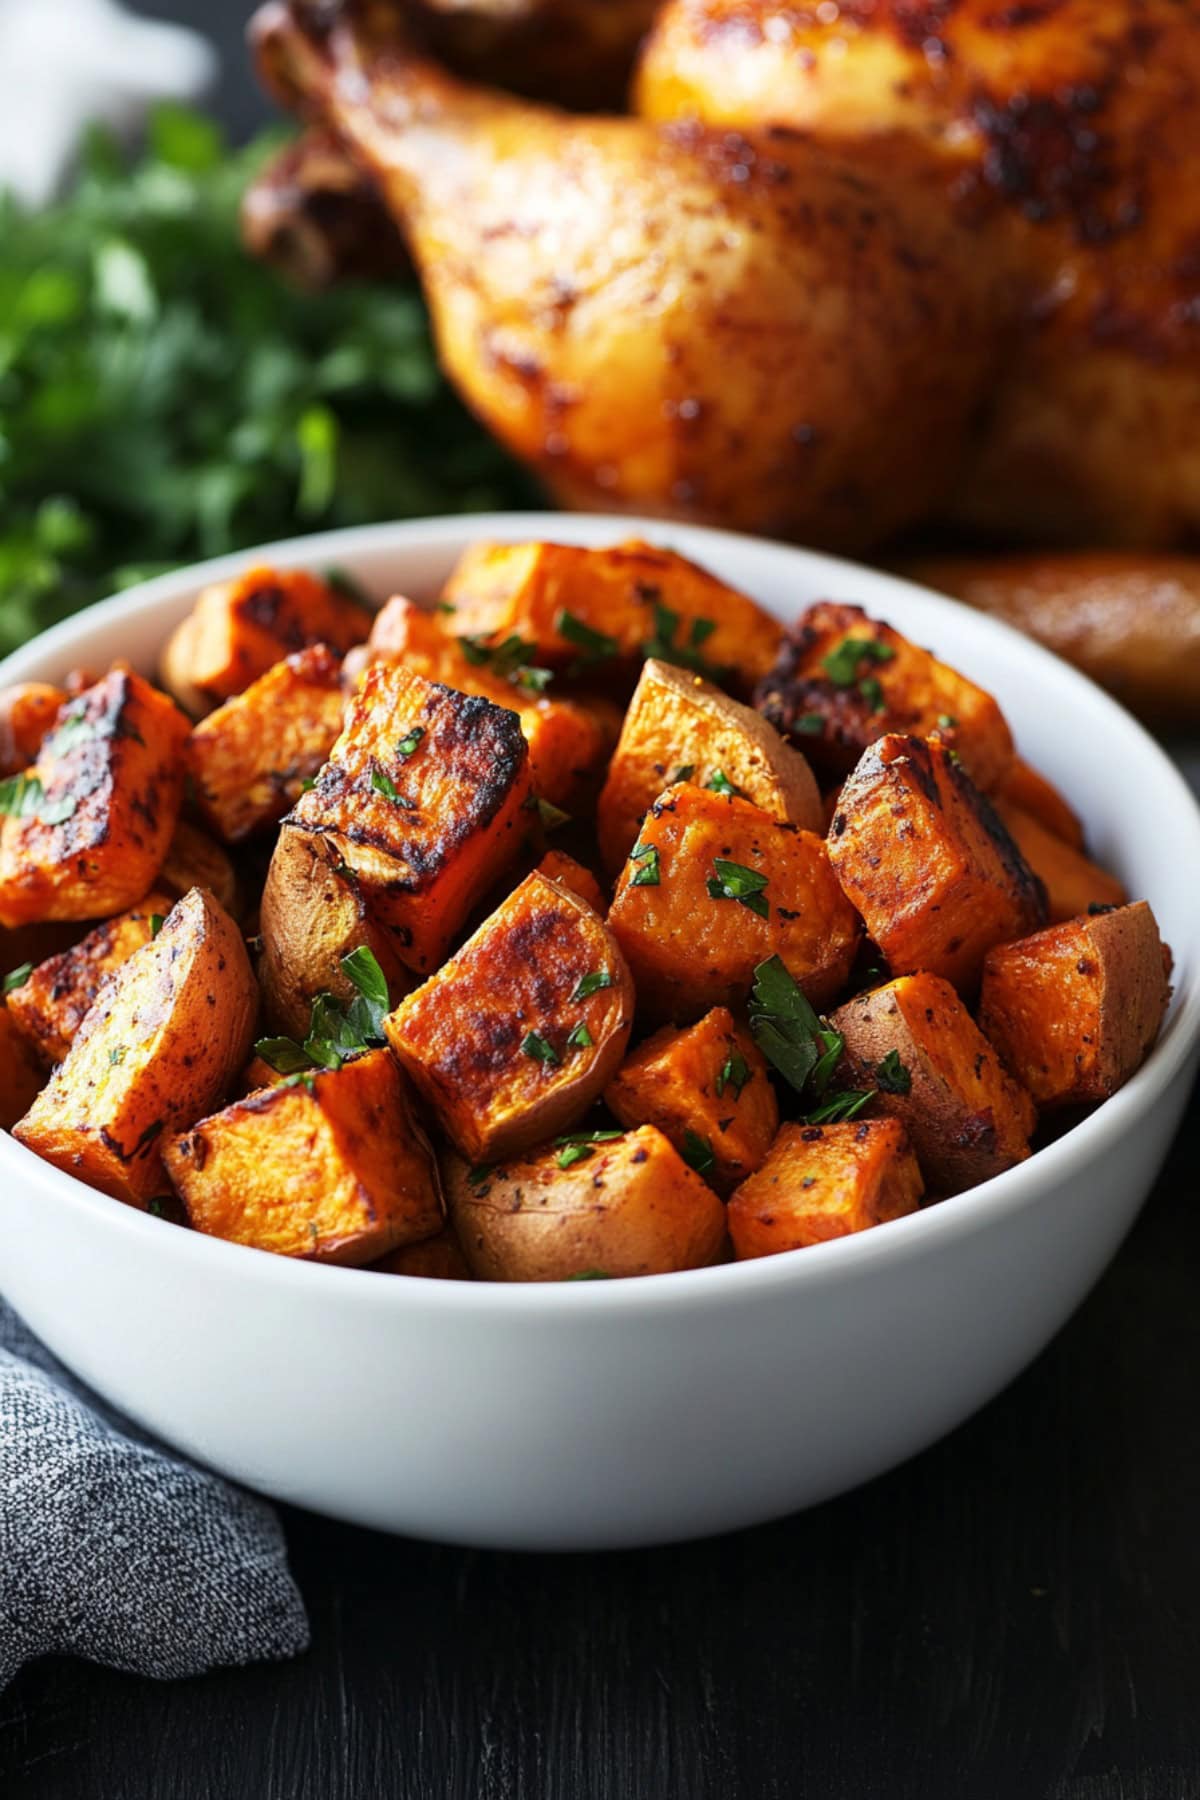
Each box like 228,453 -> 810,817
979,903 -> 1170,1110
386,869 -> 634,1162
993,798 -> 1125,924
288,662 -> 533,975
14,888 -> 257,1207
371,1225 -> 474,1280
605,1006 -> 778,1196
6,889 -> 175,1067
367,594 -> 610,809
827,735 -> 1046,994
0,683 -> 67,777
439,540 -> 783,696
159,565 -> 371,716
728,1119 -> 923,1258
187,644 -> 346,842
996,758 -> 1085,851
598,657 -> 822,875
755,603 -> 1014,790
608,783 -> 860,1021
536,850 -> 606,914
258,823 -> 412,1038
166,1048 -> 442,1264
0,667 -> 190,928
831,973 -> 1036,1195
1,1004 -> 44,1129
444,1126 -> 728,1282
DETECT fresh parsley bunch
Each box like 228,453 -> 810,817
0,105 -> 533,657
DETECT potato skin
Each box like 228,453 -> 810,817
831,972 -> 1036,1195
754,602 -> 1014,791
186,643 -> 346,842
0,667 -> 190,928
13,888 -> 257,1207
159,565 -> 372,716
608,783 -> 860,1020
386,869 -> 634,1162
6,888 -> 176,1067
827,735 -> 1046,994
995,758 -> 1085,852
159,821 -> 240,917
992,798 -> 1125,924
598,656 -> 822,874
979,902 -> 1170,1110
288,661 -> 534,974
166,1048 -> 443,1265
605,1006 -> 778,1196
728,1118 -> 923,1258
371,1225 -> 474,1280
444,1125 -> 729,1282
1,1003 -> 44,1129
440,539 -> 783,696
0,683 -> 67,777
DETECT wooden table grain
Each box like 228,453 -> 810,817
3,1097 -> 1197,1800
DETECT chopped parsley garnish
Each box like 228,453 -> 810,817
556,609 -> 619,673
821,636 -> 895,688
565,1269 -> 612,1280
748,954 -> 874,1122
256,1036 -> 318,1076
42,710 -> 96,756
536,797 -> 570,832
715,1049 -> 751,1100
522,1029 -> 560,1066
628,841 -> 660,887
466,1163 -> 494,1188
802,1089 -> 875,1124
324,566 -> 371,606
254,947 -> 390,1075
566,1022 -> 593,1050
370,766 -> 406,805
435,601 -> 456,616
682,1130 -> 715,1177
706,769 -> 738,797
936,713 -> 958,729
644,604 -> 722,678
572,969 -> 614,1001
107,1045 -> 127,1067
554,1128 -> 623,1169
279,1072 -> 318,1095
0,772 -> 75,824
396,726 -> 425,757
858,676 -> 885,713
458,632 -> 553,695
148,914 -> 164,939
706,858 -> 769,919
3,962 -> 32,995
794,713 -> 825,735
875,1049 -> 912,1094
556,1143 -> 596,1170
300,776 -> 317,792
673,763 -> 696,783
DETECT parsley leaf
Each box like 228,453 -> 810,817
706,769 -> 739,797
875,1049 -> 912,1094
148,914 -> 164,939
565,1269 -> 612,1280
821,636 -> 895,688
0,772 -> 76,825
522,1029 -> 560,1066
536,797 -> 570,832
803,1089 -> 875,1124
644,605 -> 723,678
255,1037 -> 314,1077
682,1130 -> 715,1177
748,955 -> 877,1124
459,632 -> 553,695
706,858 -> 769,919
3,962 -> 33,995
556,609 -> 619,672
628,841 -> 661,887
794,713 -> 825,735
572,970 -> 614,1001
715,1049 -> 751,1100
371,767 -> 406,805
254,948 -> 390,1076
396,726 -> 424,757
673,763 -> 696,783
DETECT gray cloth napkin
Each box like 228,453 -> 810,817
0,1299 -> 309,1689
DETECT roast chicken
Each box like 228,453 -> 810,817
247,0 -> 1200,555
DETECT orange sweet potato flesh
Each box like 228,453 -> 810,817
0,667 -> 190,928
14,888 -> 257,1207
827,735 -> 1046,993
608,783 -> 860,1021
992,798 -> 1125,923
439,539 -> 783,697
386,869 -> 634,1162
995,758 -> 1085,851
288,661 -> 533,975
444,1125 -> 729,1281
0,683 -> 67,778
754,602 -> 1014,790
1,1004 -> 44,1129
728,1118 -> 923,1258
165,1048 -> 443,1264
6,888 -> 176,1067
605,1006 -> 778,1196
831,972 -> 1036,1195
979,902 -> 1170,1110
536,850 -> 606,914
367,594 -> 611,809
159,565 -> 371,715
598,656 -> 822,875
371,1225 -> 474,1280
187,643 -> 346,842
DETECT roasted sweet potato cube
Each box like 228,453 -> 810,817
439,539 -> 783,696
536,850 -> 606,914
159,565 -> 371,715
754,603 -> 1014,790
288,662 -> 533,975
826,735 -> 1046,993
1,1003 -> 44,1129
598,657 -> 822,874
165,1048 -> 442,1264
6,889 -> 176,1067
186,644 -> 346,842
995,758 -> 1085,850
258,823 -> 412,1039
605,1006 -> 778,1195
14,888 -> 257,1207
367,594 -> 610,808
993,799 -> 1125,923
371,1226 -> 474,1280
160,821 -> 240,916
608,783 -> 860,1021
444,1125 -> 729,1281
831,972 -> 1036,1194
386,869 -> 634,1162
0,683 -> 67,777
979,902 -> 1170,1110
0,667 -> 189,928
728,1118 -> 923,1258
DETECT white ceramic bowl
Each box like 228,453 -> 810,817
3,514 -> 1199,1551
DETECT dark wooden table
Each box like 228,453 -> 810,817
3,7 -> 1198,1794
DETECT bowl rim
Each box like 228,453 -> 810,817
3,509 -> 1200,1319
